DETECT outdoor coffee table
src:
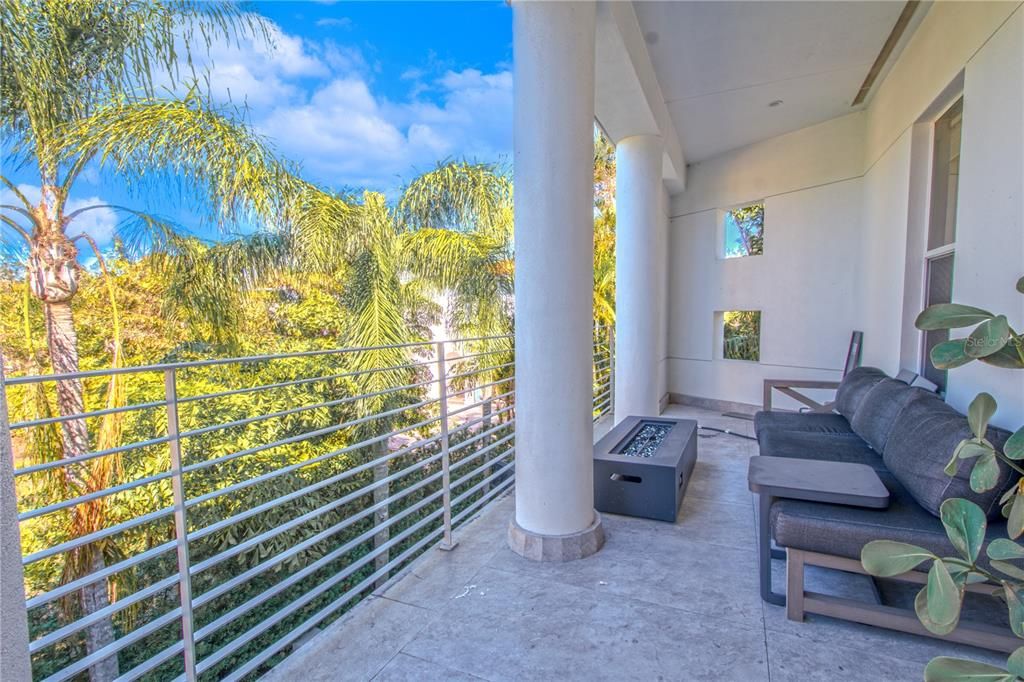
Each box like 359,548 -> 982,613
747,456 -> 890,606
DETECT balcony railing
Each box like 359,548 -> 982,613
1,330 -> 613,681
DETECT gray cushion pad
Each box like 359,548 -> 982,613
757,429 -> 884,471
849,378 -> 926,453
883,392 -> 1017,519
834,367 -> 887,420
770,472 -> 1009,570
753,411 -> 854,437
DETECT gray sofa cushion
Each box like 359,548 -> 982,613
770,471 -> 1008,571
753,411 -> 854,437
883,392 -> 1018,519
849,378 -> 924,453
757,429 -> 884,471
834,367 -> 887,420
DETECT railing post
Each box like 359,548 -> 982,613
0,358 -> 32,682
165,369 -> 197,681
436,341 -> 457,551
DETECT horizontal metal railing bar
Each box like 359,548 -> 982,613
450,430 -> 513,465
450,448 -> 514,492
4,341 -> 440,385
26,540 -> 178,610
114,641 -> 185,682
30,573 -> 179,653
193,485 -> 446,642
192,473 -> 446,611
445,360 -> 514,383
176,377 -> 438,442
39,607 -> 183,682
446,388 -> 515,419
195,506 -> 446,674
23,505 -> 174,565
19,468 -> 174,521
445,376 -> 513,401
219,524 -> 447,682
175,359 -> 432,406
451,461 -> 515,510
15,432 -> 173,477
11,397 -> 167,430
594,398 -> 611,414
439,333 -> 512,345
443,347 -> 509,363
451,476 -> 514,528
446,403 -> 515,439
181,398 -> 439,479
190,453 -> 443,576
448,420 -> 514,454
185,413 -> 443,510
187,434 -> 443,543
594,389 -> 610,404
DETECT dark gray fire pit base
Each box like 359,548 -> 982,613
593,416 -> 698,522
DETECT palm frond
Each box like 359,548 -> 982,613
398,160 -> 512,235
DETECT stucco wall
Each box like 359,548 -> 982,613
667,115 -> 865,409
665,3 -> 1024,423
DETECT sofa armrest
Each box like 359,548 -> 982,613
763,379 -> 841,412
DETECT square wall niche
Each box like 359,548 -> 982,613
718,202 -> 765,259
716,310 -> 762,362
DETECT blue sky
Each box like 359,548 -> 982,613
2,1 -> 512,248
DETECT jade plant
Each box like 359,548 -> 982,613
860,275 -> 1024,682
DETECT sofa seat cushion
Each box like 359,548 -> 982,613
770,472 -> 1009,569
849,378 -> 928,453
883,392 -> 1018,519
753,411 -> 854,438
757,429 -> 884,471
834,367 -> 888,421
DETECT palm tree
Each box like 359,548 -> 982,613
0,3 -> 305,678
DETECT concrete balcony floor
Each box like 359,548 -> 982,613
263,407 -> 1002,681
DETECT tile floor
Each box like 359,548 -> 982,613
262,406 -> 1004,681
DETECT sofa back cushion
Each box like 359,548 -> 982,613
883,392 -> 1018,519
834,367 -> 887,420
850,378 -> 921,452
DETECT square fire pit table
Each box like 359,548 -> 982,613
593,416 -> 698,522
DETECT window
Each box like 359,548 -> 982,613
722,203 -> 764,258
921,98 -> 962,391
722,310 -> 761,362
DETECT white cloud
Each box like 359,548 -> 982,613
2,184 -> 118,246
316,17 -> 352,28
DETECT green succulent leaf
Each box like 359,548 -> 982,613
931,339 -> 974,370
1006,427 -> 1024,461
924,656 -> 1018,682
988,538 -> 1024,561
916,304 -> 994,331
979,343 -> 1024,369
1010,493 -> 1024,540
861,540 -> 934,577
940,499 -> 987,563
926,559 -> 962,627
1005,584 -> 1024,638
967,393 -> 997,439
966,316 -> 1011,359
971,453 -> 1001,493
991,560 -> 1024,582
1007,647 -> 1024,677
915,584 -> 961,636
1017,276 -> 1024,295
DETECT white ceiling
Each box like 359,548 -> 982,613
633,1 -> 911,162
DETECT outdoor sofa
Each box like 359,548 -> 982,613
754,367 -> 1020,651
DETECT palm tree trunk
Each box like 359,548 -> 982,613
44,300 -> 119,681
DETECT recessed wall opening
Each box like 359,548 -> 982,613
721,203 -> 764,258
718,310 -> 762,362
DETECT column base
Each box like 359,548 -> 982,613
507,511 -> 605,562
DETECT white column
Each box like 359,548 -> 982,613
509,0 -> 603,560
614,135 -> 665,420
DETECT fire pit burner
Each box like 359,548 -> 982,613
615,422 -> 673,458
